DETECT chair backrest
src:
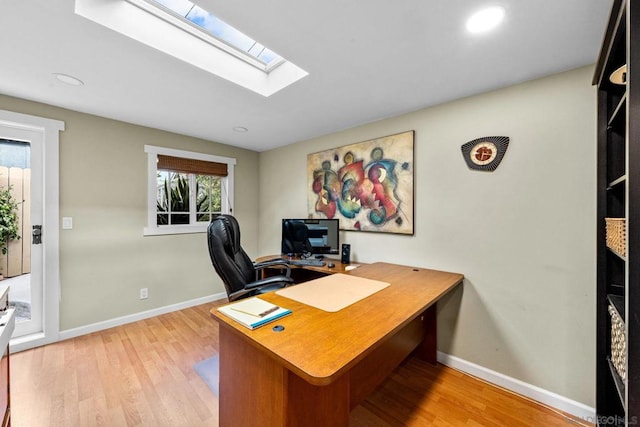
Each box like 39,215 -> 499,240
281,219 -> 313,255
207,215 -> 256,299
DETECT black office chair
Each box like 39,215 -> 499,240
207,215 -> 294,301
281,219 -> 314,256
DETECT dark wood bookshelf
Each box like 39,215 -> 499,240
594,0 -> 640,425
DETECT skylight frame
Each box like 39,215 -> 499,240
76,0 -> 308,96
125,0 -> 286,73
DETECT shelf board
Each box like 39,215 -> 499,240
608,294 -> 625,321
607,247 -> 628,262
608,93 -> 627,129
607,357 -> 626,413
607,175 -> 627,190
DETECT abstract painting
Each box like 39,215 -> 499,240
307,131 -> 414,235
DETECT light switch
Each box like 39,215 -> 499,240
62,217 -> 73,230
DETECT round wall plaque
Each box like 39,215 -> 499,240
461,136 -> 509,172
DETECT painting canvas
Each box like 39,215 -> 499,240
307,130 -> 414,235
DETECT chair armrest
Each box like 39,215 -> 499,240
245,275 -> 294,290
227,275 -> 294,301
228,288 -> 257,301
254,259 -> 292,279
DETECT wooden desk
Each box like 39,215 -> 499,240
256,254 -> 365,281
211,262 -> 463,427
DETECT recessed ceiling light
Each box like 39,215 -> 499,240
466,6 -> 505,34
53,73 -> 84,86
233,126 -> 248,133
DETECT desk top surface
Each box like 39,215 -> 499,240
211,262 -> 463,385
255,254 -> 362,275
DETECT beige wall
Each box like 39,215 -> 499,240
0,65 -> 597,406
258,66 -> 596,405
0,94 -> 260,331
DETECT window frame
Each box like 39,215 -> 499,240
75,0 -> 309,97
144,145 -> 235,236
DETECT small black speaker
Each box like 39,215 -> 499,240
341,244 -> 351,264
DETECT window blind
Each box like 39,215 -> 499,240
157,155 -> 228,176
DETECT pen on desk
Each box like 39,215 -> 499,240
257,306 -> 279,317
230,305 -> 280,318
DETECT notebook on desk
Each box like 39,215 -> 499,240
218,297 -> 292,330
276,273 -> 390,312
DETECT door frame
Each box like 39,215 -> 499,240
1,127 -> 43,338
0,110 -> 64,352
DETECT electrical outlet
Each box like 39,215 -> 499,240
140,288 -> 148,300
62,217 -> 73,229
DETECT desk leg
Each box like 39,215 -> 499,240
286,371 -> 349,427
349,314 -> 427,408
219,328 -> 287,427
415,304 -> 437,364
219,327 -> 350,427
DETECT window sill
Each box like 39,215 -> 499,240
144,224 -> 208,236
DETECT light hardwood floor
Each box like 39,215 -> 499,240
11,302 -> 591,426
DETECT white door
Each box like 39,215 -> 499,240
0,127 -> 43,337
0,110 -> 62,351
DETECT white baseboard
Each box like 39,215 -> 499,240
56,292 -> 227,343
10,332 -> 47,353
437,351 -> 595,421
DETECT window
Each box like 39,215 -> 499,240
144,145 -> 235,236
141,0 -> 284,71
75,0 -> 308,96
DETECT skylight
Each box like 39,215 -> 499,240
75,0 -> 308,96
134,0 -> 284,71
146,0 -> 283,70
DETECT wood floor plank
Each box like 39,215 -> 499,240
10,302 -> 591,426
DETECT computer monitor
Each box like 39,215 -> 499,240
281,218 -> 340,256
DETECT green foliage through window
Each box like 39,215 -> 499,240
156,172 -> 222,225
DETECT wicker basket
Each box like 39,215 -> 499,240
605,218 -> 627,258
608,304 -> 627,381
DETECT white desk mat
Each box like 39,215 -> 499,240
276,273 -> 390,312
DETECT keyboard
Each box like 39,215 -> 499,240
288,259 -> 326,267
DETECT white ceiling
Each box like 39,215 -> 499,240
0,0 -> 612,152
